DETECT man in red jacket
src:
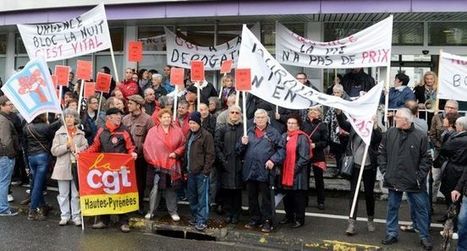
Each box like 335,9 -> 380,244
118,68 -> 139,100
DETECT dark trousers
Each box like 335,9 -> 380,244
329,141 -> 345,171
312,166 -> 325,204
247,180 -> 272,223
349,165 -> 376,219
136,157 -> 147,211
222,188 -> 242,219
284,190 -> 307,224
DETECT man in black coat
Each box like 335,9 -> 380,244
379,107 -> 433,250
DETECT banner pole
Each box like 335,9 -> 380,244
173,85 -> 178,121
434,49 -> 443,114
109,46 -> 120,84
349,140 -> 371,219
384,62 -> 391,126
196,81 -> 201,112
97,91 -> 103,117
242,91 -> 247,137
235,92 -> 240,106
77,79 -> 85,114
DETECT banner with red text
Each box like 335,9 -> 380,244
17,4 -> 112,62
77,152 -> 138,216
438,51 -> 467,101
275,16 -> 392,68
239,25 -> 382,144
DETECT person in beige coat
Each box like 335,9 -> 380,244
51,109 -> 88,226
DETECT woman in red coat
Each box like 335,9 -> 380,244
143,108 -> 186,221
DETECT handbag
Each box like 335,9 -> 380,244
339,135 -> 361,179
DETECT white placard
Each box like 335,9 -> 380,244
438,51 -> 467,101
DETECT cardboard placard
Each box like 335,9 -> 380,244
170,67 -> 185,87
235,68 -> 252,91
83,82 -> 96,98
220,60 -> 233,74
96,72 -> 112,93
128,41 -> 143,62
54,65 -> 71,86
190,60 -> 205,82
76,60 -> 92,81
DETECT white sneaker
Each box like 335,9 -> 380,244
7,194 -> 14,202
170,213 -> 180,222
452,232 -> 458,240
59,219 -> 68,226
73,219 -> 82,226
145,213 -> 153,220
26,189 -> 30,194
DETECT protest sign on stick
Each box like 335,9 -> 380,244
235,68 -> 251,136
128,41 -> 143,62
54,65 -> 71,86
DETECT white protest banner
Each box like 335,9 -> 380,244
165,27 -> 240,70
17,4 -> 112,62
238,25 -> 382,144
1,58 -> 61,123
275,16 -> 393,68
438,51 -> 467,101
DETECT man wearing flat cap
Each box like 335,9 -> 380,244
86,107 -> 137,233
123,95 -> 155,215
184,111 -> 215,232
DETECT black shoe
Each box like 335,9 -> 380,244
261,220 -> 273,233
279,217 -> 293,225
420,239 -> 433,250
290,221 -> 303,228
318,203 -> 325,210
244,220 -> 260,229
381,235 -> 398,245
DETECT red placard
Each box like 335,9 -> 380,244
84,82 -> 96,98
190,60 -> 205,82
76,60 -> 92,81
235,68 -> 252,91
54,65 -> 71,86
220,60 -> 233,74
128,41 -> 143,62
170,68 -> 185,87
96,72 -> 112,93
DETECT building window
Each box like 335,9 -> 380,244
429,22 -> 467,46
393,22 -> 423,45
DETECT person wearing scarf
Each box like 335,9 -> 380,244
143,108 -> 185,221
51,108 -> 88,226
280,115 -> 311,229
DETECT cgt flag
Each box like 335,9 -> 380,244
77,152 -> 139,216
1,58 -> 61,123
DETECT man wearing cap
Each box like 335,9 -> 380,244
86,107 -> 137,233
123,95 -> 155,214
184,111 -> 215,231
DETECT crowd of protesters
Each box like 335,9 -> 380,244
2,65 -> 467,250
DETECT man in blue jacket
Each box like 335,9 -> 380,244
238,109 -> 284,233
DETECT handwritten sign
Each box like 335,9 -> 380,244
128,41 -> 143,62
438,51 -> 467,101
165,27 -> 240,70
238,25 -> 383,144
190,60 -> 205,82
83,82 -> 96,98
220,59 -> 233,74
95,72 -> 112,93
235,68 -> 251,91
76,60 -> 92,81
275,16 -> 393,68
54,65 -> 71,86
170,67 -> 185,87
17,4 -> 112,62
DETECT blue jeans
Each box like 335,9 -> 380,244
187,173 -> 209,225
0,156 -> 15,213
28,152 -> 49,210
386,189 -> 431,240
458,195 -> 467,250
